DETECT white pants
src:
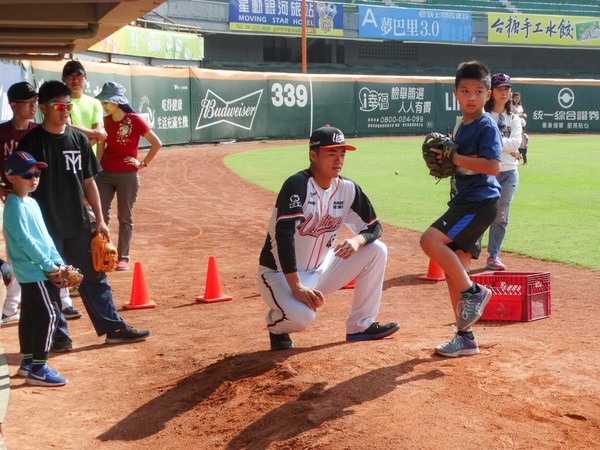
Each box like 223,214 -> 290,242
258,240 -> 388,335
2,274 -> 21,317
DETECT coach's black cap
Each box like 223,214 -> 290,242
62,60 -> 86,77
309,125 -> 356,151
7,82 -> 37,102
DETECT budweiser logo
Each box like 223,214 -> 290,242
195,89 -> 262,130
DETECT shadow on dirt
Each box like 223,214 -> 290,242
98,345 -> 441,446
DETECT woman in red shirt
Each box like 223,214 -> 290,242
96,82 -> 162,270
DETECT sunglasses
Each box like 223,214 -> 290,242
48,102 -> 73,112
19,170 -> 42,180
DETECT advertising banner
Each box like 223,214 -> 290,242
359,6 -> 472,42
190,69 -> 269,142
229,0 -> 345,36
90,25 -> 202,60
354,78 -> 439,136
488,13 -> 600,47
523,82 -> 600,132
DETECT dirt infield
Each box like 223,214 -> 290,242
1,141 -> 599,449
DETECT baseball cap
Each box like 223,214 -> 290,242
62,60 -> 86,77
309,125 -> 356,151
491,73 -> 512,88
4,151 -> 48,177
7,82 -> 37,102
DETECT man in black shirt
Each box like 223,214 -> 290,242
18,80 -> 150,347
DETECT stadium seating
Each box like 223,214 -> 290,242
510,1 -> 600,16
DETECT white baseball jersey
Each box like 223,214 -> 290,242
259,169 -> 380,273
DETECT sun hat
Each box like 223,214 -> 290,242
95,82 -> 135,113
309,125 -> 356,151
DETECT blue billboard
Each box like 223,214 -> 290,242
229,0 -> 345,36
358,6 -> 472,43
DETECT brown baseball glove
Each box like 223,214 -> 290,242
91,233 -> 118,272
45,265 -> 83,289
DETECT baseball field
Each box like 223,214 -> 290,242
1,137 -> 599,449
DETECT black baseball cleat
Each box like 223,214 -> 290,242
105,326 -> 150,344
269,332 -> 294,351
346,321 -> 400,342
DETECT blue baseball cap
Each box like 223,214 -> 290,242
4,151 -> 47,177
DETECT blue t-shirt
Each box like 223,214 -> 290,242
452,113 -> 502,204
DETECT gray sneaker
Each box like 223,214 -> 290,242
456,284 -> 492,329
435,332 -> 479,357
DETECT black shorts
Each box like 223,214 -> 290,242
431,198 -> 499,259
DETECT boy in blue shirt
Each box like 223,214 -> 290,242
420,61 -> 502,357
3,151 -> 69,386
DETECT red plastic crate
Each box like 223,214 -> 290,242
470,272 -> 551,321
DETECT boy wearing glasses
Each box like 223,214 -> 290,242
61,60 -> 107,149
17,80 -> 150,349
0,81 -> 38,325
3,151 -> 68,386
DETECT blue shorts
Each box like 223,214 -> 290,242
431,198 -> 499,259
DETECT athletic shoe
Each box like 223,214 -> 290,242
346,321 -> 400,342
26,364 -> 67,387
116,259 -> 129,271
105,325 -> 150,344
17,359 -> 32,377
456,284 -> 492,329
485,257 -> 506,271
52,338 -> 73,353
435,332 -> 479,357
269,332 -> 294,351
62,305 -> 83,320
1,312 -> 20,324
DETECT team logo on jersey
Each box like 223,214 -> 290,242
289,194 -> 301,208
298,213 -> 342,237
63,150 -> 82,174
333,200 -> 344,209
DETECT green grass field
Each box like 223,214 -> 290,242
225,135 -> 600,270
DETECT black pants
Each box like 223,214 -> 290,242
19,281 -> 61,361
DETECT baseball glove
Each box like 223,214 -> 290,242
0,258 -> 13,286
91,233 -> 118,272
422,132 -> 459,180
45,265 -> 83,289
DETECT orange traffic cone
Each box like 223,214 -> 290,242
196,256 -> 233,303
124,262 -> 156,309
341,279 -> 356,289
417,259 -> 446,282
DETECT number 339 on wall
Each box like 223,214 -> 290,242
271,82 -> 308,108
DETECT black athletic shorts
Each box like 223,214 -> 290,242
431,198 -> 499,259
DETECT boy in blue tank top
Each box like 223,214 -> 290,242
420,61 -> 502,357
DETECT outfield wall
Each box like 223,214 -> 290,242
4,60 -> 599,146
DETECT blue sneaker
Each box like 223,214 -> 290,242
346,321 -> 400,342
17,359 -> 32,377
435,332 -> 479,357
456,284 -> 492,329
26,365 -> 67,387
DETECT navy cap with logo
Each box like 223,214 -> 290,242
4,151 -> 48,177
7,82 -> 37,102
62,60 -> 86,78
491,73 -> 512,88
309,125 -> 356,151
